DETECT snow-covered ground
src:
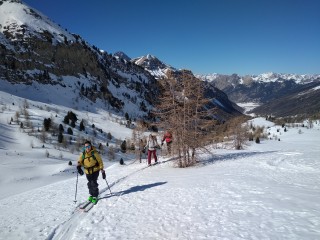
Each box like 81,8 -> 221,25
0,90 -> 134,200
1,93 -> 320,240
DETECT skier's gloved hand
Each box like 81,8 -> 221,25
77,166 -> 84,176
161,142 -> 164,146
101,170 -> 106,179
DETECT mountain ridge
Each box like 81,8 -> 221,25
0,0 -> 160,120
196,72 -> 320,117
2,0 -> 316,119
196,72 -> 320,85
0,0 -> 241,122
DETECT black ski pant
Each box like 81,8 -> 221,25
86,170 -> 99,197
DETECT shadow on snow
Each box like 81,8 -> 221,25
199,151 -> 278,166
99,181 -> 167,200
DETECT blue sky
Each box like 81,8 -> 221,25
23,0 -> 320,75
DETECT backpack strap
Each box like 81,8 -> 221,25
81,150 -> 86,166
82,150 -> 97,161
91,151 -> 97,160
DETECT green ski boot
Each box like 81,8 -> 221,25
88,196 -> 93,202
91,197 -> 98,204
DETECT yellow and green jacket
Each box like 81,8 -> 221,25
78,147 -> 104,175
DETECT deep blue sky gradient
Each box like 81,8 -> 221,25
23,0 -> 320,75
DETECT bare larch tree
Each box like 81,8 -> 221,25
155,71 -> 217,167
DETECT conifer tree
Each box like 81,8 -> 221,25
43,118 -> 51,131
59,124 -> 64,133
120,140 -> 127,153
79,120 -> 85,131
67,127 -> 73,135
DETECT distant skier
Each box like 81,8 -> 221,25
161,130 -> 173,154
77,140 -> 105,204
145,134 -> 160,166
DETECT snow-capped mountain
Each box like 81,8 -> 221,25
0,0 -> 160,120
9,0 -> 318,119
252,72 -> 320,83
131,54 -> 243,119
197,72 -> 320,85
249,81 -> 320,117
0,0 -> 242,122
113,51 -> 131,63
131,54 -> 176,79
200,72 -> 320,118
0,0 -> 75,44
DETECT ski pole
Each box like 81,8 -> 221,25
102,171 -> 112,195
104,178 -> 112,195
74,171 -> 79,203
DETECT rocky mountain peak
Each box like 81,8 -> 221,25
113,51 -> 131,62
131,54 -> 176,78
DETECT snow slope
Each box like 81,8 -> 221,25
0,90 -> 134,199
0,0 -> 74,43
0,98 -> 319,240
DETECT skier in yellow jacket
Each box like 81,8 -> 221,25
77,140 -> 105,204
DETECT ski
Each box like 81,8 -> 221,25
78,199 -> 99,212
78,195 -> 105,212
83,202 -> 95,212
79,201 -> 91,209
148,162 -> 159,167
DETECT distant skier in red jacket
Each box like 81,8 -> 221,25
161,131 -> 173,154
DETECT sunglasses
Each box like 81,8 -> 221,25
84,145 -> 91,149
